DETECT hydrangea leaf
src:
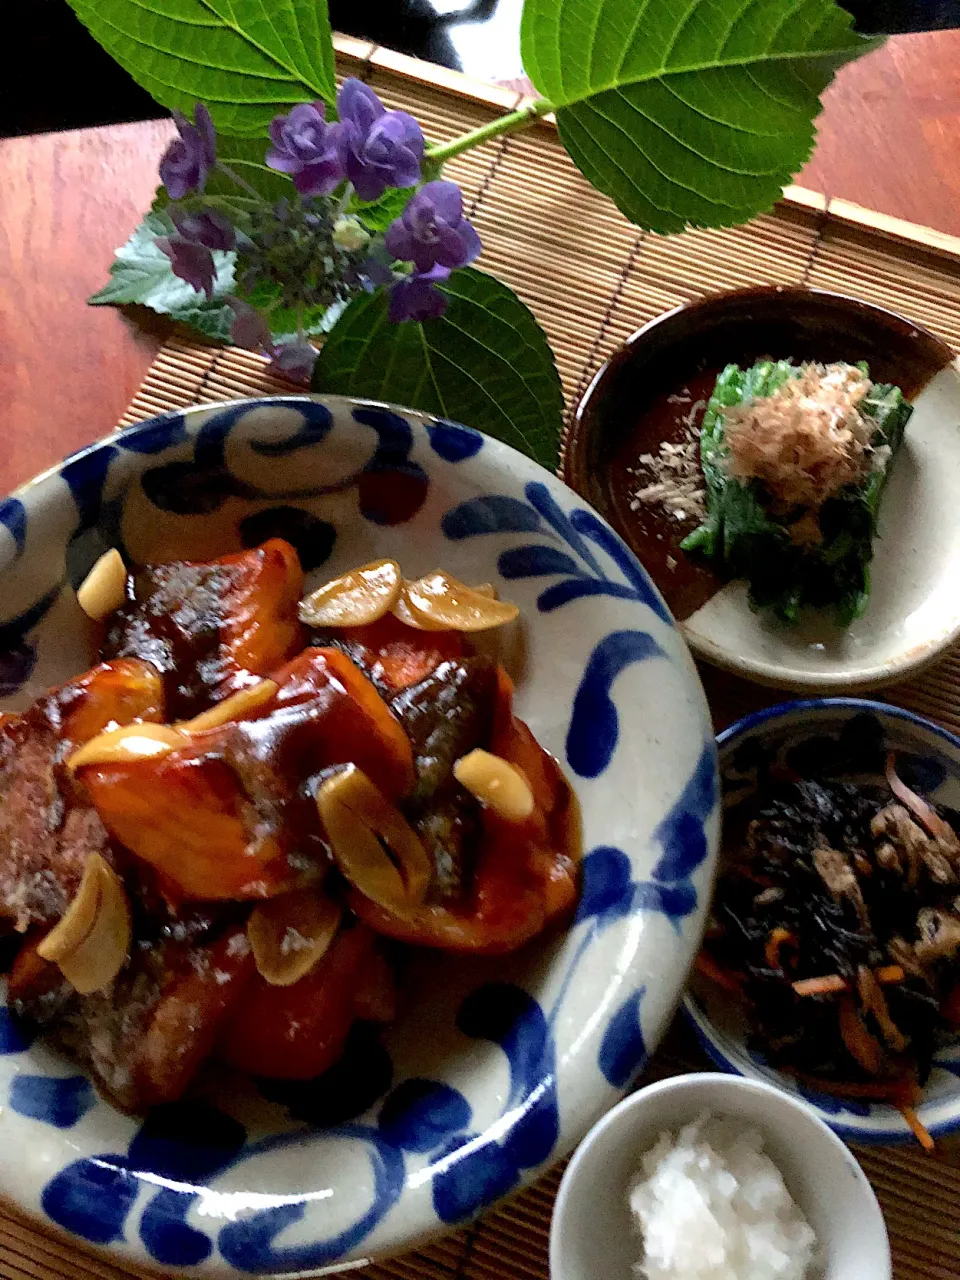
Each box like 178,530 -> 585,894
347,186 -> 414,233
312,267 -> 564,470
199,137 -> 294,209
89,211 -> 337,345
88,211 -> 236,313
161,303 -> 236,342
520,0 -> 879,233
65,0 -> 337,136
236,278 -> 347,342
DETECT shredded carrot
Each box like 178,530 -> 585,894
874,964 -> 905,985
838,996 -> 883,1075
694,951 -> 744,996
792,974 -> 847,996
765,927 -> 797,970
900,1105 -> 935,1152
792,966 -> 904,997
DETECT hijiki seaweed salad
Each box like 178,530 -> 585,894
699,754 -> 960,1147
680,360 -> 913,624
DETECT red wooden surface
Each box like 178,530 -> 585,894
2,31 -> 960,492
798,31 -> 960,225
1,118 -> 174,489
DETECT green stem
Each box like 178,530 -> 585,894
333,183 -> 354,221
426,99 -> 554,165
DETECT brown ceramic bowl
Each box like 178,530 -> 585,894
565,286 -> 960,690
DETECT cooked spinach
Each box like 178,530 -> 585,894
681,360 -> 912,625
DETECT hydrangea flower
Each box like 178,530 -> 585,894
170,205 -> 235,251
156,236 -> 216,299
151,91 -> 476,357
266,102 -> 344,197
385,181 -> 480,273
336,79 -> 424,202
388,265 -> 450,323
228,298 -> 273,351
270,342 -> 319,383
332,216 -> 371,253
228,301 -> 317,385
159,104 -> 216,200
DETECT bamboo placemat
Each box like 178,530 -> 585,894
6,37 -> 960,1280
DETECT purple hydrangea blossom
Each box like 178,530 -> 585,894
229,298 -> 273,352
159,104 -> 216,200
170,205 -> 235,251
384,181 -> 480,273
157,236 -> 216,299
270,342 -> 318,383
228,301 -> 317,384
266,102 -> 344,196
336,79 -> 424,202
388,264 -> 450,323
362,252 -> 397,289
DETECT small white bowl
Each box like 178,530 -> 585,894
550,1073 -> 890,1280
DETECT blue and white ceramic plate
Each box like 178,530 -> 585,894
685,698 -> 960,1145
0,397 -> 719,1275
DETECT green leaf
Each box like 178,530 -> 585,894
88,210 -> 236,312
90,209 -> 346,345
235,277 -> 347,342
312,267 -> 564,470
165,302 -> 236,341
520,0 -> 879,232
65,0 -> 336,136
347,186 -> 413,233
269,302 -> 347,344
195,136 -> 293,210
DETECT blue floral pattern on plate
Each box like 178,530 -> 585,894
0,396 -> 718,1275
685,698 -> 960,1145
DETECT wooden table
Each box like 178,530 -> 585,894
2,30 -> 960,492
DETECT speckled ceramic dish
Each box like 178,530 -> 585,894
685,698 -> 960,1145
0,396 -> 719,1276
568,286 -> 960,692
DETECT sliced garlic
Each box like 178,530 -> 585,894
66,722 -> 185,772
247,889 -> 342,986
37,856 -> 103,960
403,570 -> 519,632
38,852 -> 131,994
77,549 -> 128,621
316,764 -> 430,908
68,679 -> 280,767
180,679 -> 279,732
454,748 -> 534,822
299,559 -> 402,628
391,588 -> 449,631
